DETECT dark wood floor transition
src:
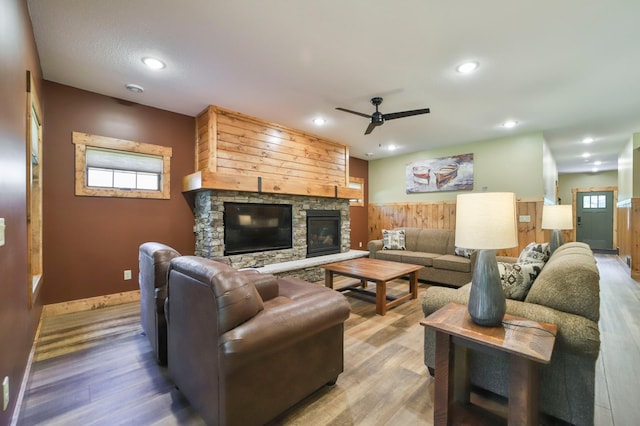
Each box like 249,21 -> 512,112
17,255 -> 640,425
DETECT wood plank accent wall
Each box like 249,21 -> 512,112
369,198 -> 556,257
617,202 -> 632,270
619,198 -> 640,280
188,105 -> 359,199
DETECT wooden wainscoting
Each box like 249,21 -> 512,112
369,198 -> 552,257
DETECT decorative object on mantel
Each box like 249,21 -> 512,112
541,204 -> 573,255
406,153 -> 473,193
455,192 -> 518,326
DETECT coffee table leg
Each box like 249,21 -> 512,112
509,355 -> 540,425
409,271 -> 418,299
375,280 -> 386,315
325,270 -> 334,289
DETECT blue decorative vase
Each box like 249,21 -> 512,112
468,249 -> 506,327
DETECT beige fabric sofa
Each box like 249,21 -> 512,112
422,242 -> 600,425
368,228 -> 476,287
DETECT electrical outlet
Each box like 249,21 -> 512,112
358,241 -> 363,248
2,376 -> 9,411
124,270 -> 132,280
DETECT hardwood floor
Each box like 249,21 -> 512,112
17,255 -> 640,425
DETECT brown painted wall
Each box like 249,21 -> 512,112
349,157 -> 369,249
41,82 -> 196,304
0,0 -> 44,423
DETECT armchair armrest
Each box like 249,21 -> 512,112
422,286 -> 599,357
220,292 -> 350,368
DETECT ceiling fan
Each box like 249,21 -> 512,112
336,97 -> 430,135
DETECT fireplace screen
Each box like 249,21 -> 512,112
306,210 -> 341,258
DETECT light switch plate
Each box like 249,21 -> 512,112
0,218 -> 5,246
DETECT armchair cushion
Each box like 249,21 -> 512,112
212,270 -> 265,334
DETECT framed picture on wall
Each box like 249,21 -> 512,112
406,153 -> 474,193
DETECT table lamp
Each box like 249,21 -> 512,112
541,204 -> 573,255
455,192 -> 518,326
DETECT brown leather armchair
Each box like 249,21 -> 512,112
138,242 -> 181,365
166,256 -> 351,426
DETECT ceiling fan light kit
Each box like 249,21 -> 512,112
336,97 -> 430,135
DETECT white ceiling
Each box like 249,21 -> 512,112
28,0 -> 640,173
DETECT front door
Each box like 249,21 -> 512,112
576,191 -> 614,250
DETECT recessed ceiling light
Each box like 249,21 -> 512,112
592,167 -> 599,173
456,61 -> 479,73
582,137 -> 594,144
125,83 -> 144,93
594,160 -> 602,166
582,152 -> 591,158
142,57 -> 166,70
502,120 -> 518,128
313,118 -> 326,126
388,144 -> 397,151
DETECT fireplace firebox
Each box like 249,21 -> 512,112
306,210 -> 341,258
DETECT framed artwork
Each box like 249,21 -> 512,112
406,153 -> 474,193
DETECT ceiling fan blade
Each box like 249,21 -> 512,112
335,107 -> 372,119
383,108 -> 430,121
364,121 -> 377,135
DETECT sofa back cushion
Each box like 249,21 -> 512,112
402,228 -> 454,254
525,244 -> 600,322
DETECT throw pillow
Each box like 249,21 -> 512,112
497,261 -> 544,301
382,229 -> 406,250
454,246 -> 475,259
518,242 -> 551,263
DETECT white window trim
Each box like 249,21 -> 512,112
72,132 -> 172,199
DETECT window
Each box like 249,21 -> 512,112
72,132 -> 172,199
27,71 -> 43,307
582,195 -> 606,209
348,177 -> 365,207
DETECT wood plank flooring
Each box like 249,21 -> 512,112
17,255 -> 640,425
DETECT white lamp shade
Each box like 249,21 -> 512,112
541,205 -> 573,230
455,192 -> 518,249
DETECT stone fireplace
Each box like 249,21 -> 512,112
193,190 -> 350,279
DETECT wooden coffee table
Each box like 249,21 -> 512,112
421,302 -> 557,425
322,257 -> 423,315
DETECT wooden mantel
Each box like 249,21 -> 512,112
183,105 -> 361,199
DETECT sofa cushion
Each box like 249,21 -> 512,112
414,229 -> 454,255
375,250 -> 405,263
401,251 -> 441,267
518,242 -> 551,263
525,251 -> 600,322
498,261 -> 544,301
432,254 -> 472,273
382,229 -> 406,250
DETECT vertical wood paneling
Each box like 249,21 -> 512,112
630,198 -> 640,280
617,204 -> 632,267
369,199 -> 547,256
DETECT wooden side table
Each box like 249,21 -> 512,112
421,302 -> 557,426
